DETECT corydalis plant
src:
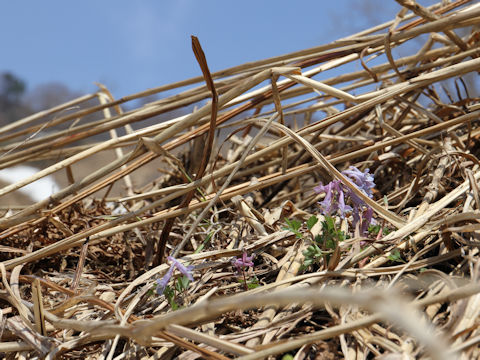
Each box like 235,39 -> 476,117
156,256 -> 194,295
232,251 -> 254,291
232,251 -> 254,273
314,166 -> 375,234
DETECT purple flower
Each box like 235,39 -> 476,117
156,265 -> 174,295
314,180 -> 351,217
314,166 -> 376,234
337,188 -> 352,217
315,181 -> 336,214
361,207 -> 374,234
342,166 -> 374,198
232,252 -> 254,272
156,256 -> 194,295
167,256 -> 194,281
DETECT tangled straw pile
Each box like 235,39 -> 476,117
1,1 -> 480,359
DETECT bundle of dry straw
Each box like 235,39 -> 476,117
1,1 -> 480,359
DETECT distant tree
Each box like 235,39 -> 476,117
25,82 -> 103,139
26,82 -> 81,112
0,72 -> 31,124
0,72 -> 25,105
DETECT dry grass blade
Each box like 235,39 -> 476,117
31,279 -> 46,336
155,35 -> 220,266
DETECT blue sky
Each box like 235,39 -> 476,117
1,1 -> 409,99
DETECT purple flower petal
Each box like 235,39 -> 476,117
233,251 -> 254,272
242,252 -> 254,267
167,256 -> 194,281
313,184 -> 323,194
342,166 -> 375,198
319,195 -> 333,214
314,167 -> 376,231
361,207 -> 374,234
316,180 -> 343,215
352,209 -> 361,229
347,189 -> 364,209
156,265 -> 174,295
337,189 -> 352,217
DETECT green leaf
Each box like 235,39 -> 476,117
325,237 -> 336,250
238,276 -> 261,289
170,300 -> 179,311
307,215 -> 318,230
368,224 -> 392,236
304,244 -> 322,257
283,218 -> 303,238
368,224 -> 381,235
175,276 -> 191,293
163,285 -> 180,310
247,276 -> 260,289
95,215 -> 119,220
164,285 -> 174,300
387,249 -> 405,263
194,231 -> 214,254
324,216 -> 335,232
282,355 -> 294,360
302,259 -> 313,268
302,243 -> 324,270
285,218 -> 301,231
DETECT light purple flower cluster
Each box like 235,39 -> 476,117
314,166 -> 375,233
232,251 -> 254,273
156,256 -> 194,295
